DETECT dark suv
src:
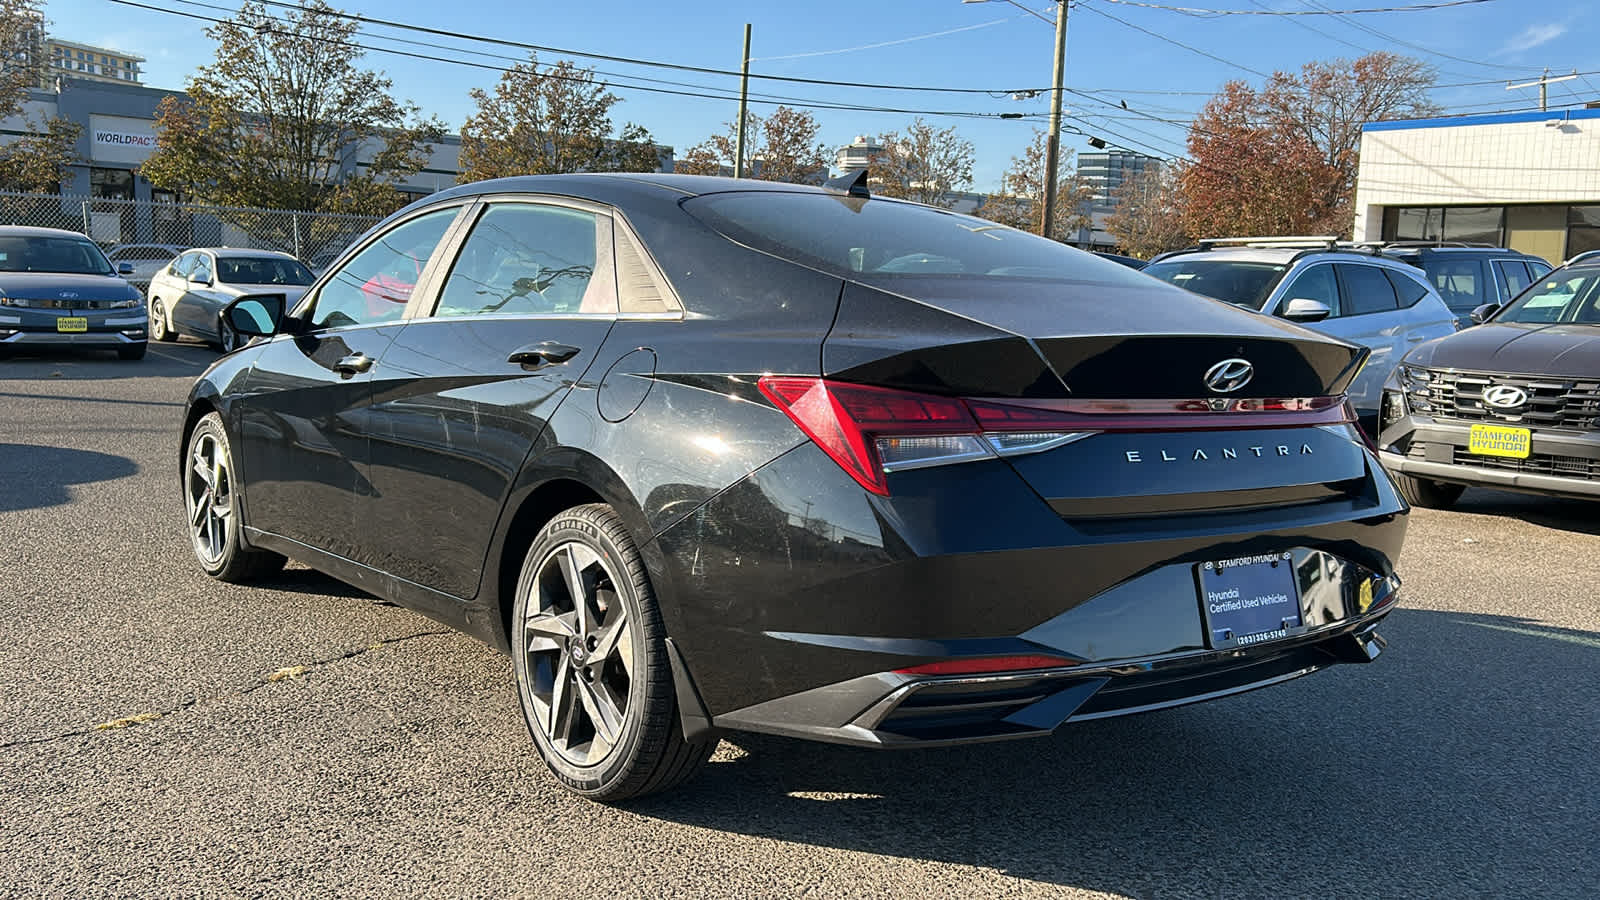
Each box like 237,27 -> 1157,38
1377,243 -> 1553,329
1377,256 -> 1600,507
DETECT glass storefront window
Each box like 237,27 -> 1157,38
1442,207 -> 1503,245
90,168 -> 134,201
1384,206 -> 1503,245
1566,206 -> 1600,259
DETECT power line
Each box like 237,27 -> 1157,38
1074,3 -> 1270,77
106,0 -> 1042,121
154,0 -> 1063,97
1296,0 -> 1537,74
1095,0 -> 1498,15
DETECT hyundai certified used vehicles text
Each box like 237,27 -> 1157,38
0,226 -> 148,359
1144,238 -> 1457,429
1378,257 -> 1600,507
147,248 -> 316,351
179,175 -> 1409,800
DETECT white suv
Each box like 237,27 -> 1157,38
1144,238 -> 1457,427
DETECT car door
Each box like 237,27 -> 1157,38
1491,259 -> 1532,304
1319,263 -> 1410,416
171,251 -> 219,338
358,197 -> 622,602
231,205 -> 467,574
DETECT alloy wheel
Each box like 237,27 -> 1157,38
219,319 -> 238,353
521,542 -> 636,768
149,300 -> 169,341
185,431 -> 233,566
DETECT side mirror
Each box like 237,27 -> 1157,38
190,274 -> 213,287
1281,298 -> 1332,323
1469,303 -> 1501,324
116,262 -> 135,276
223,294 -> 285,338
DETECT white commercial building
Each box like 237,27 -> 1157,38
1352,108 -> 1600,265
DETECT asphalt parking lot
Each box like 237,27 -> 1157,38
2,344 -> 1597,899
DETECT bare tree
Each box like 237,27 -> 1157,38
975,128 -> 1093,240
1105,165 -> 1190,259
459,53 -> 659,182
866,118 -> 975,207
675,106 -> 829,183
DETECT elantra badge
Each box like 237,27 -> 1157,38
58,291 -> 78,299
1204,358 -> 1254,393
1483,385 -> 1528,409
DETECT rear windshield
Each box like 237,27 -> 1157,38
218,256 -> 315,285
0,236 -> 113,275
1142,259 -> 1287,310
683,192 -> 1153,285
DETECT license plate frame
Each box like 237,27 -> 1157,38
1196,553 -> 1305,651
1467,423 -> 1531,459
55,317 -> 88,333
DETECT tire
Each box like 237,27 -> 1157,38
217,316 -> 240,354
511,503 -> 714,802
117,343 -> 147,361
184,412 -> 286,582
1394,473 -> 1465,509
149,299 -> 176,342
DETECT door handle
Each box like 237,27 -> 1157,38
508,342 -> 581,371
1406,333 -> 1428,343
333,352 -> 374,377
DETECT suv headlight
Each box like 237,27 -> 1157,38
1398,365 -> 1432,414
108,298 -> 142,309
0,295 -> 29,308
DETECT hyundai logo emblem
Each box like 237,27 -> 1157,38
1203,358 -> 1254,394
1483,384 -> 1529,409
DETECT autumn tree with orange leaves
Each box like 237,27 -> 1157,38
1183,52 -> 1437,238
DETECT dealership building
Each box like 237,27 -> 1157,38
1352,107 -> 1600,264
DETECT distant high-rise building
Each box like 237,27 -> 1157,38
835,135 -> 882,176
41,39 -> 144,87
1078,149 -> 1160,211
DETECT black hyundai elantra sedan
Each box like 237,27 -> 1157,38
180,173 -> 1408,800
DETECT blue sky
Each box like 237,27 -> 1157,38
49,0 -> 1599,188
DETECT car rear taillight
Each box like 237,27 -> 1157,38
894,654 -> 1079,676
758,376 -> 1356,496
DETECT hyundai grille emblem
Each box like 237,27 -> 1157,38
1203,358 -> 1254,394
1483,385 -> 1529,409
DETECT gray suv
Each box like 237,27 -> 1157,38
1374,243 -> 1553,329
1145,238 -> 1457,425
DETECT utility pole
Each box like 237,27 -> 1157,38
1507,68 -> 1578,112
734,24 -> 752,178
1040,1 -> 1069,240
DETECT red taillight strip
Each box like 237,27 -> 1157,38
967,396 -> 1353,433
895,654 -> 1079,676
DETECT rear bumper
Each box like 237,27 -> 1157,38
652,435 -> 1409,747
1377,415 -> 1600,500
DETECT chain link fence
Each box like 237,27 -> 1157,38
0,191 -> 381,288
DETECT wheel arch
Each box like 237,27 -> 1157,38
483,446 -> 663,655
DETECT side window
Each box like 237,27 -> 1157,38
1421,258 -> 1487,311
192,254 -> 213,284
434,203 -> 613,317
1336,264 -> 1400,316
309,208 -> 458,330
1280,265 -> 1340,317
1494,260 -> 1531,299
1527,259 -> 1553,279
169,252 -> 196,278
1383,269 -> 1430,307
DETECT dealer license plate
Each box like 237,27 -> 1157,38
1468,424 -> 1531,459
55,317 -> 88,333
1197,554 -> 1303,650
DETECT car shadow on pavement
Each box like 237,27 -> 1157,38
631,608 -> 1598,896
1453,489 -> 1600,537
251,566 -> 376,601
0,443 -> 139,512
0,344 -> 214,380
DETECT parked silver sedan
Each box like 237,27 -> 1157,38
146,248 -> 315,351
